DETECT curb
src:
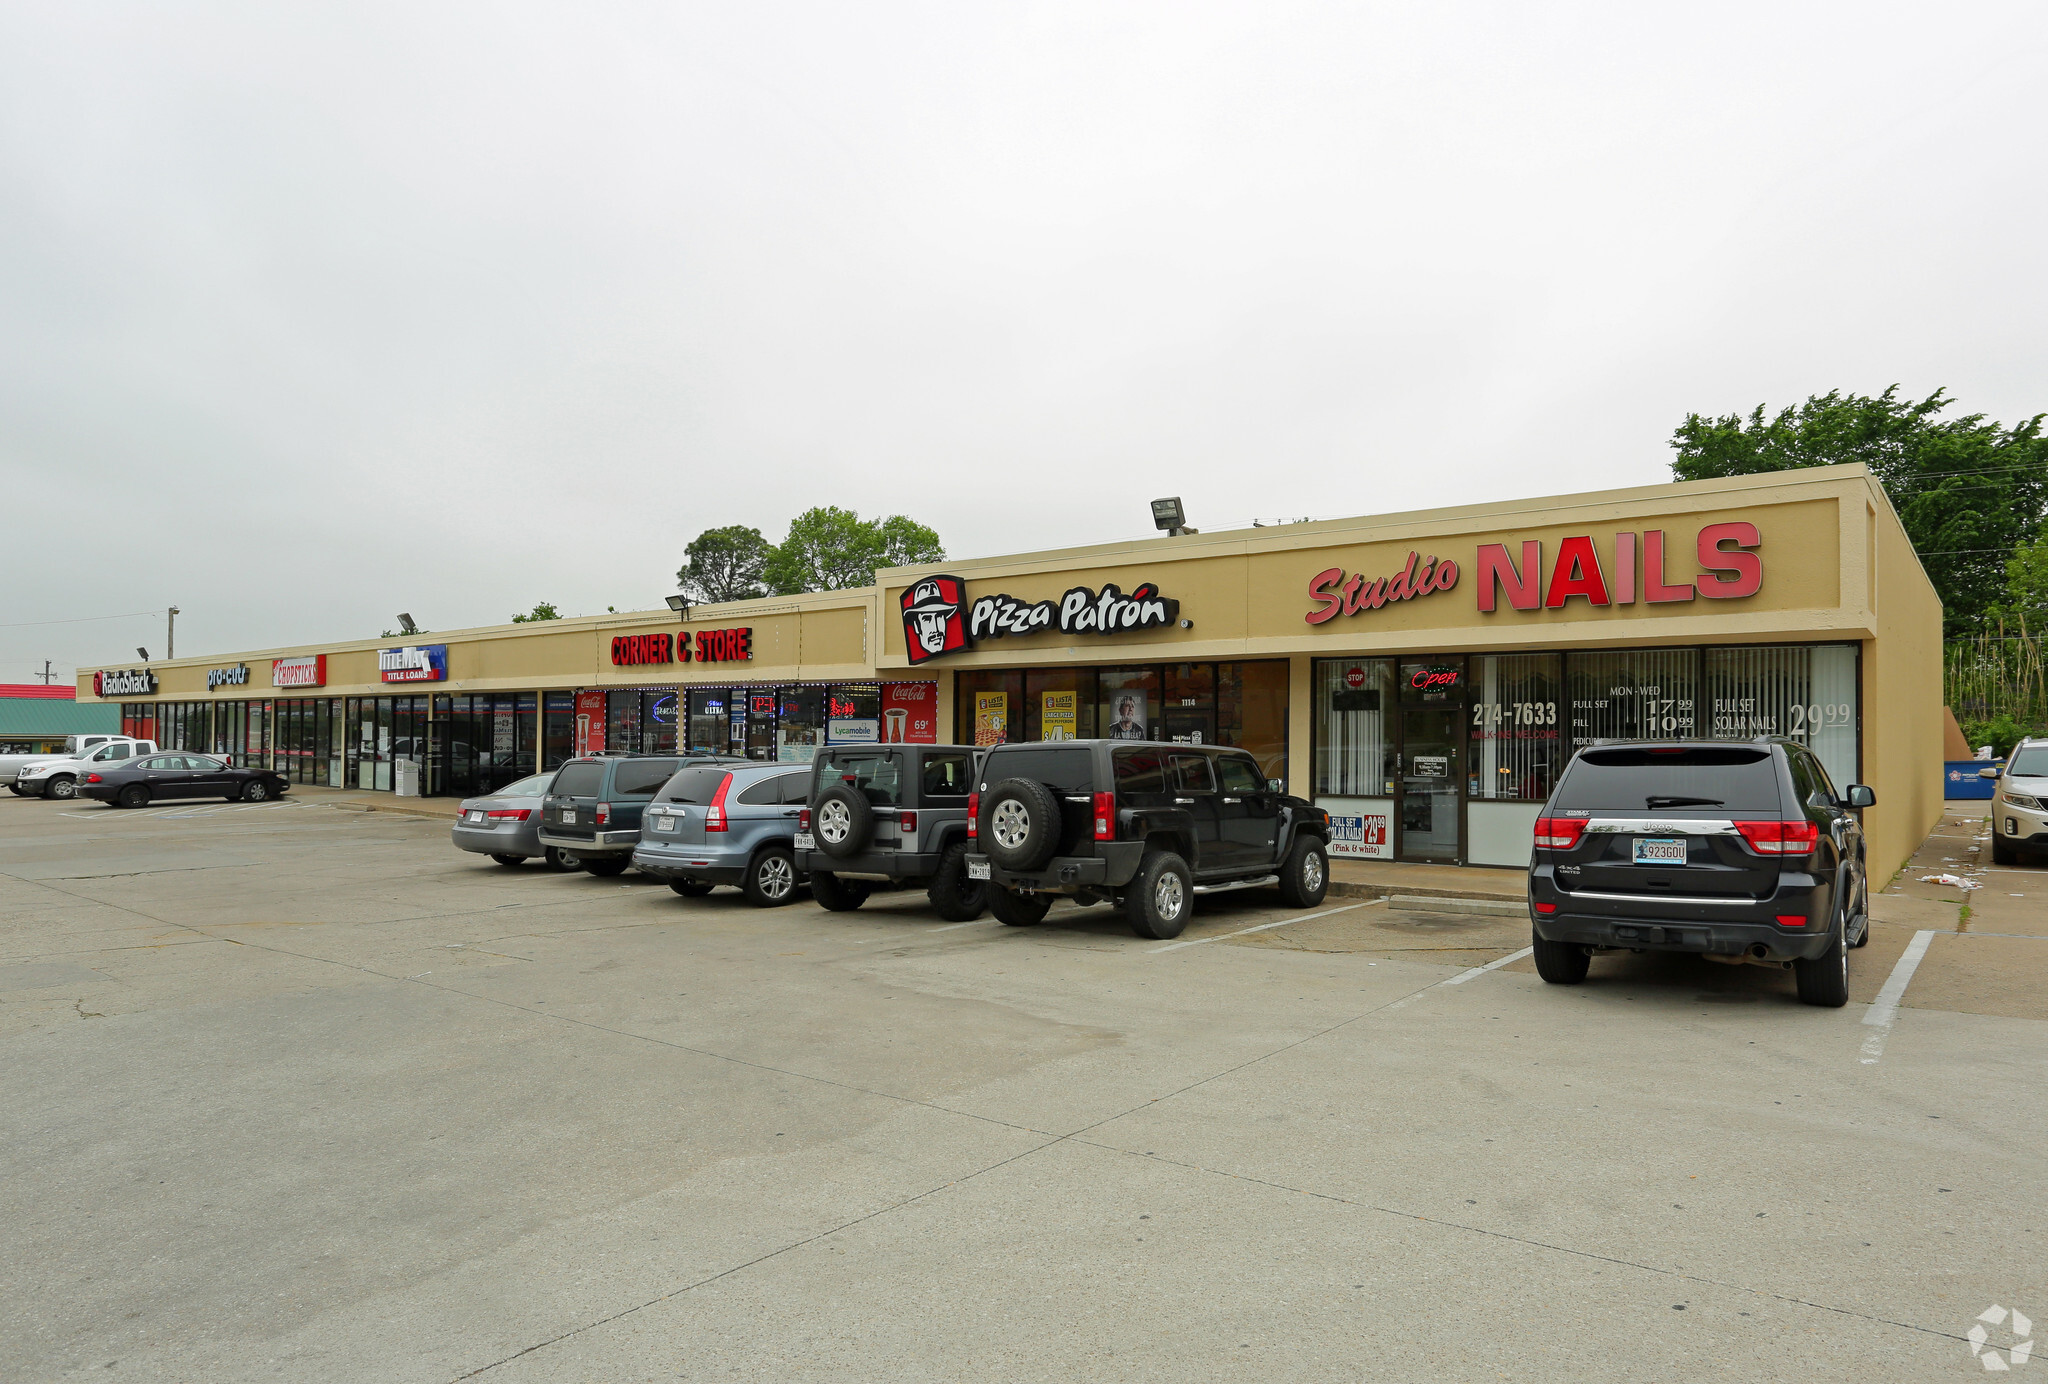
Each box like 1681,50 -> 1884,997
1383,893 -> 1526,918
1329,880 -> 1524,906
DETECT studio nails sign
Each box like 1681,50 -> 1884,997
1304,523 -> 1763,624
901,575 -> 1181,665
379,644 -> 448,683
207,664 -> 249,691
94,668 -> 157,696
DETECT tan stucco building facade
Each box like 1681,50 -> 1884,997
82,464 -> 1942,879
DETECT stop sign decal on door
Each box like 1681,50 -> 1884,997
1345,667 -> 1366,689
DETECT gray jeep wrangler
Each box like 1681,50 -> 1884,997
795,744 -> 987,919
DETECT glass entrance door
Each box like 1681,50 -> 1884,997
1396,659 -> 1465,863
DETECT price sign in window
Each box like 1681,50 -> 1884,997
1471,654 -> 1563,802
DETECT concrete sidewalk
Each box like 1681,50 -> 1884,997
1329,857 -> 1524,902
289,784 -> 463,821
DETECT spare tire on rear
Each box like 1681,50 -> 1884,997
979,777 -> 1062,871
813,782 -> 874,859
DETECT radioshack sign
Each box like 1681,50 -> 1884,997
94,668 -> 157,696
379,644 -> 447,683
273,655 -> 327,688
1306,523 -> 1763,624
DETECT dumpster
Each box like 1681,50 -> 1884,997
1945,760 -> 2000,800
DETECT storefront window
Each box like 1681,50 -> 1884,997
778,688 -> 824,761
543,693 -> 575,770
1217,661 -> 1289,783
644,691 -> 680,755
606,691 -> 641,756
957,670 -> 1023,746
1566,649 -> 1700,750
1099,667 -> 1161,743
1313,659 -> 1395,861
1025,669 -> 1094,742
687,689 -> 729,755
1704,644 -> 1859,788
826,685 -> 880,745
1469,654 -> 1563,802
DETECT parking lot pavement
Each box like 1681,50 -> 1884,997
3,793 -> 2045,1382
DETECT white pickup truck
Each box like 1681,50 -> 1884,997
7,737 -> 160,798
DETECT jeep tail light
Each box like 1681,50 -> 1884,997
1094,791 -> 1115,841
897,810 -> 917,833
1533,817 -> 1586,849
1534,901 -> 1557,914
595,802 -> 611,827
485,808 -> 531,822
1735,819 -> 1819,855
967,792 -> 979,838
705,773 -> 734,832
798,807 -> 811,831
1775,914 -> 1809,927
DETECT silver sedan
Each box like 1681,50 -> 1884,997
451,772 -> 581,870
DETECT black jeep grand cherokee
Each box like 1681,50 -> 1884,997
966,740 -> 1332,939
1529,738 -> 1875,1007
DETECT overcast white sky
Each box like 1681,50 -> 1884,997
3,1 -> 2043,681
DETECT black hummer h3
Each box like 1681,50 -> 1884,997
965,740 -> 1332,939
794,743 -> 988,920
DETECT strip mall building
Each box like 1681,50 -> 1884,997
80,465 -> 1942,875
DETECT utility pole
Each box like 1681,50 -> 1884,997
167,607 -> 179,660
37,660 -> 54,686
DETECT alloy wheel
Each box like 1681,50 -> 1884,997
759,855 -> 794,899
818,799 -> 850,843
991,800 -> 1031,850
1154,870 -> 1184,921
1304,851 -> 1324,893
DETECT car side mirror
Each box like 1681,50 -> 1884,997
1267,778 -> 1284,792
1845,784 -> 1876,809
1979,766 -> 2000,779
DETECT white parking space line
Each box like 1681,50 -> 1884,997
1445,946 -> 1535,984
1146,900 -> 1374,954
1860,929 -> 1937,1066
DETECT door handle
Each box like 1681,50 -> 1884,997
1221,797 -> 1241,804
1175,797 -> 1194,805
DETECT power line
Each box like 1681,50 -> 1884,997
0,609 -> 163,630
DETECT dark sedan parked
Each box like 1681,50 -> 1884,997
80,753 -> 290,808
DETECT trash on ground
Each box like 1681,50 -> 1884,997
1919,873 -> 1982,891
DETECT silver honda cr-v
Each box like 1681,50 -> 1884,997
632,761 -> 812,905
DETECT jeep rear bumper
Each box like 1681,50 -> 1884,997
971,842 -> 1145,893
796,849 -> 942,880
1533,911 -> 1838,962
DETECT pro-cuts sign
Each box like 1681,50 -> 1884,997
1305,522 -> 1763,624
902,575 -> 1179,665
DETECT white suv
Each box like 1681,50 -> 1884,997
18,738 -> 159,800
1987,737 -> 2048,865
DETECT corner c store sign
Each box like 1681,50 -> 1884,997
1305,522 -> 1762,625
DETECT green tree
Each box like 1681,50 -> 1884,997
1998,534 -> 2048,626
764,508 -> 946,594
676,526 -> 771,603
511,602 -> 561,623
1670,387 -> 2048,635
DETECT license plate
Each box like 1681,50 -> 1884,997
1632,837 -> 1687,866
465,810 -> 484,823
793,832 -> 814,850
966,859 -> 990,880
652,817 -> 676,833
561,810 -> 577,825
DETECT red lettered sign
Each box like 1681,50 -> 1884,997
694,627 -> 753,663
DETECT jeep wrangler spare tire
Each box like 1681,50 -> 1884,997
980,777 -> 1061,871
813,782 -> 874,859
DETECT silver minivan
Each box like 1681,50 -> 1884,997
632,762 -> 812,905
